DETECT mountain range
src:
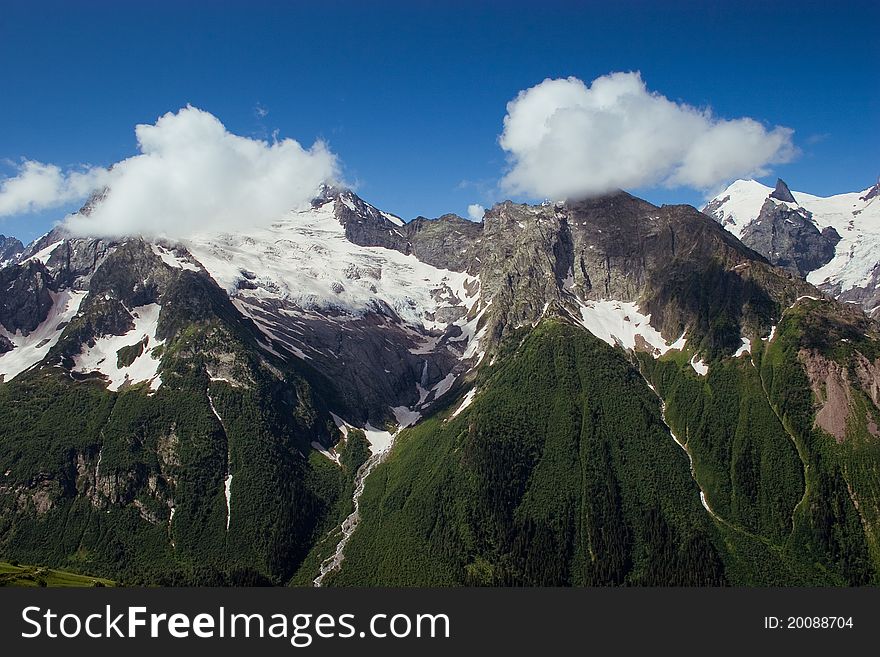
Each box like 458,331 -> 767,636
705,177 -> 880,317
1,179 -> 879,586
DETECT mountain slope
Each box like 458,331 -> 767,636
0,236 -> 23,268
705,178 -> 880,318
1,184 -> 879,586
323,320 -> 728,586
0,238 -> 363,584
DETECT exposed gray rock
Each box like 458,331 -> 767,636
0,261 -> 56,334
45,238 -> 115,290
0,235 -> 24,265
17,226 -> 67,261
0,185 -> 826,423
769,178 -> 797,203
740,198 -> 840,276
237,297 -> 462,425
824,262 -> 880,321
860,180 -> 880,202
473,192 -> 809,357
703,194 -> 734,229
49,238 -> 217,367
317,186 -> 412,253
404,214 -> 483,273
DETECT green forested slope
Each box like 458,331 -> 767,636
327,320 -> 727,586
0,269 -> 362,585
639,298 -> 880,585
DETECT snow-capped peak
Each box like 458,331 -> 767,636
706,177 -> 880,313
314,185 -> 406,227
703,179 -> 774,238
185,199 -> 475,329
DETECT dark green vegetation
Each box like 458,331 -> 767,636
326,305 -> 880,586
116,338 -> 147,368
0,244 -> 362,585
0,561 -> 114,587
3,298 -> 879,586
639,298 -> 880,585
326,321 -> 727,586
0,343 -> 358,585
289,429 -> 370,585
1,237 -> 878,587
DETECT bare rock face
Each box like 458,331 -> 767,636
477,200 -> 573,339
801,348 -> 880,441
0,230 -> 118,339
472,192 -> 803,357
234,295 -> 470,425
317,187 -> 487,276
853,352 -> 880,413
45,237 -> 115,290
800,349 -> 853,442
320,186 -> 412,253
860,180 -> 880,202
741,198 -> 840,277
769,178 -> 797,203
405,214 -> 483,274
0,235 -> 24,265
0,261 -> 56,334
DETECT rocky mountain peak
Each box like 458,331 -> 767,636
0,234 -> 24,265
311,183 -> 350,206
769,178 -> 797,203
78,187 -> 110,216
321,186 -> 411,255
4,179 -> 880,589
860,178 -> 880,202
741,197 -> 839,277
403,213 -> 483,274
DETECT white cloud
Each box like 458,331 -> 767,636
499,72 -> 797,199
0,160 -> 107,216
0,105 -> 339,239
467,203 -> 485,221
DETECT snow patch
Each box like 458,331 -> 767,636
432,373 -> 456,400
208,391 -> 233,532
186,202 -> 477,331
311,441 -> 340,464
223,474 -> 233,531
409,334 -> 441,355
0,289 -> 87,382
734,337 -> 750,357
690,355 -> 709,376
330,412 -> 350,438
21,240 -> 63,265
329,412 -> 397,455
710,179 -> 880,298
380,211 -> 405,227
152,244 -> 199,271
73,303 -> 164,391
576,299 -> 680,356
450,388 -> 477,418
363,423 -> 394,454
391,405 -> 421,429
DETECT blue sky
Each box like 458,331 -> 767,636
1,0 -> 877,243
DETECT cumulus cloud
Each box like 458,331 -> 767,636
499,72 -> 797,199
0,160 -> 107,216
0,105 -> 339,239
467,203 -> 485,221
